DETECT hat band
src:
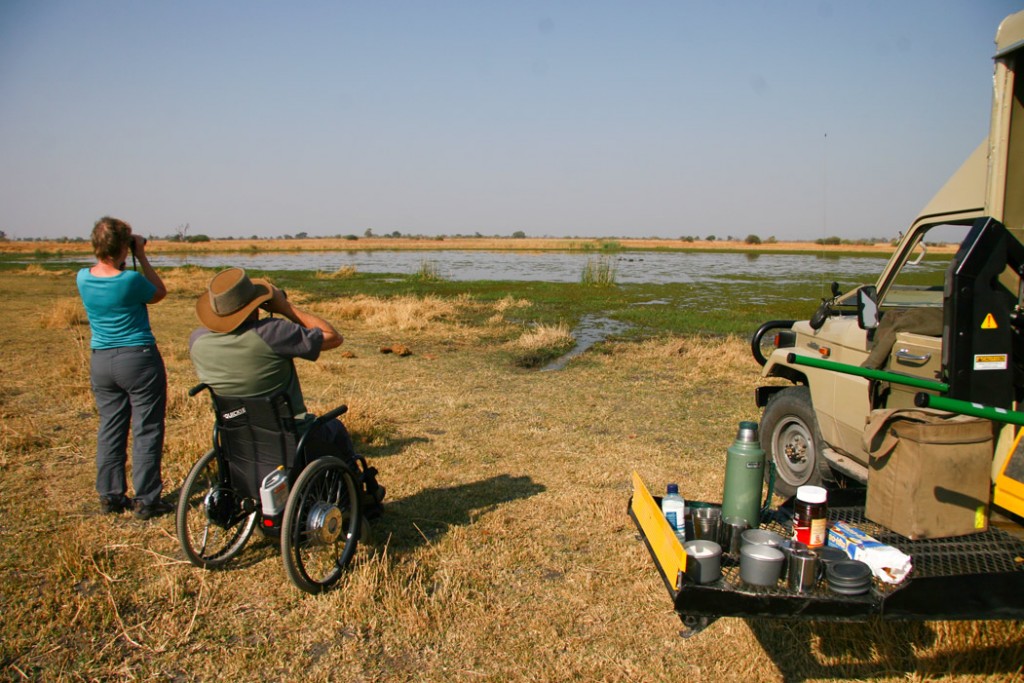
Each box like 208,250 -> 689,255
210,278 -> 257,316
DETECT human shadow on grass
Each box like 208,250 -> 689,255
369,474 -> 546,554
748,617 -> 1024,682
356,435 -> 430,459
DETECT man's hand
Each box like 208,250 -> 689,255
262,286 -> 342,349
264,286 -> 292,315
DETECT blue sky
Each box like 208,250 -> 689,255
1,1 -> 1021,240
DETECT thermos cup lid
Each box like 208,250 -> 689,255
736,421 -> 759,442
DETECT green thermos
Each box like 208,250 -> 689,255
721,421 -> 766,527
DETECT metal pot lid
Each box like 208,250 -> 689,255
814,547 -> 848,564
827,575 -> 873,589
828,581 -> 871,596
827,559 -> 872,583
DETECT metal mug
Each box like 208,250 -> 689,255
719,516 -> 749,555
691,506 -> 722,542
787,549 -> 820,593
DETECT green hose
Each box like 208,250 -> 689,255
786,353 -> 949,393
915,392 -> 1024,426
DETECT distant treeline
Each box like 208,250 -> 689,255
0,228 -> 896,245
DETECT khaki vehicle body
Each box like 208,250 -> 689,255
756,11 -> 1024,513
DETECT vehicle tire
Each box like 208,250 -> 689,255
281,456 -> 361,594
177,448 -> 258,568
759,386 -> 833,497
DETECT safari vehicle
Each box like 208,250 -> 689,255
630,10 -> 1024,634
753,9 -> 1024,524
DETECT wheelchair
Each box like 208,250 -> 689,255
176,383 -> 363,593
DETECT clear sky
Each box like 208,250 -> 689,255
1,1 -> 1021,241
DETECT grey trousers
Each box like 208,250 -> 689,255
90,345 -> 167,505
305,418 -> 357,463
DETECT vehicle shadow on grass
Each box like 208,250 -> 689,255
748,618 -> 1023,681
368,474 -> 546,554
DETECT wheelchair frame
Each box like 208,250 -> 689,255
176,383 -> 363,594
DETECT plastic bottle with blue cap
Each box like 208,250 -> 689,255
661,483 -> 687,542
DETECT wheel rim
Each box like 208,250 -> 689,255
283,459 -> 359,592
771,417 -> 814,486
177,451 -> 257,568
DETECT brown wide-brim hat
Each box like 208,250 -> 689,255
196,267 -> 273,333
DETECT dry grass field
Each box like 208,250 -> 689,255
1,267 -> 1020,682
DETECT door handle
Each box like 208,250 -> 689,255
895,348 -> 931,365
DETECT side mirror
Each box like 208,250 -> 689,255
857,286 -> 879,330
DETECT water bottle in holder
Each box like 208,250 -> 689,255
260,466 -> 289,516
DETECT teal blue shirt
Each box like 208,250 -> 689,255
77,268 -> 157,349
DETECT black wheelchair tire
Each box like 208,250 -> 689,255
176,448 -> 258,569
280,456 -> 361,594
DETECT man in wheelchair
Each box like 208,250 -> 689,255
189,267 -> 385,518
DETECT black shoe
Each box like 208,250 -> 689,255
363,499 -> 384,520
370,483 -> 385,504
132,498 -> 175,520
99,495 -> 131,514
364,484 -> 386,519
359,466 -> 384,501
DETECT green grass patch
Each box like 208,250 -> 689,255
237,268 -> 828,340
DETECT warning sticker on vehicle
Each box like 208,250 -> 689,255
973,354 -> 1008,370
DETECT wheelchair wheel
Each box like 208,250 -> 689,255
280,456 -> 361,594
177,448 -> 258,569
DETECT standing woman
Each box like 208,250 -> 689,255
77,217 -> 173,519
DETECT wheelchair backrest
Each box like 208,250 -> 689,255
210,390 -> 300,501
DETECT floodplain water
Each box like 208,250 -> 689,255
138,248 -> 923,286
54,247 -> 948,370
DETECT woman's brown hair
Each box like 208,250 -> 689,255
91,216 -> 132,261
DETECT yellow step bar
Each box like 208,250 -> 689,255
994,428 -> 1024,519
630,471 -> 687,590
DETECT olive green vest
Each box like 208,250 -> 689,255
190,327 -> 312,427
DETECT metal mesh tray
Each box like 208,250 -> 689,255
631,487 -> 1024,626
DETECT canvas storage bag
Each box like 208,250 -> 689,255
862,408 -> 993,539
